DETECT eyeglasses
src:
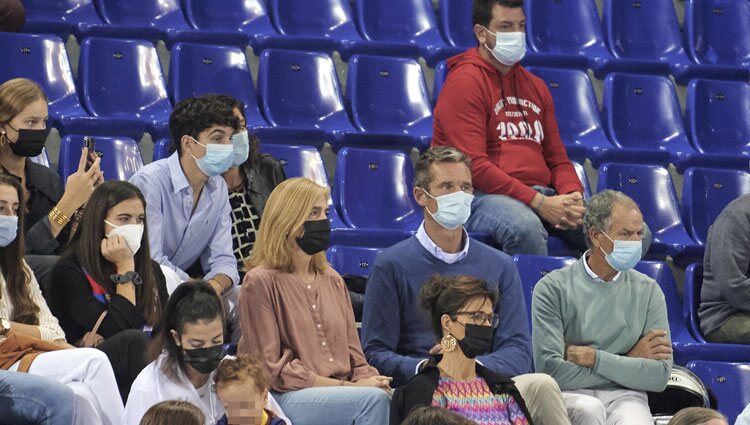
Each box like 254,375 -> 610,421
451,311 -> 500,328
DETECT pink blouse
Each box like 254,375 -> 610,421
238,266 -> 378,392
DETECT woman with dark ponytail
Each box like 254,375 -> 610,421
123,280 -> 287,425
390,274 -> 533,425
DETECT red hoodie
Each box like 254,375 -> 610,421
432,48 -> 582,205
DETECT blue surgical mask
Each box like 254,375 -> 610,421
600,231 -> 642,271
231,131 -> 250,167
482,27 -> 526,66
423,189 -> 474,230
0,216 -> 19,247
190,138 -> 234,177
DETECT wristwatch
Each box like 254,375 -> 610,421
0,318 -> 10,335
109,271 -> 143,286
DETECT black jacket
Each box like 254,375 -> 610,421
390,358 -> 534,425
241,153 -> 286,217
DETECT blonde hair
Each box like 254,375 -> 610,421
0,78 -> 47,146
248,177 -> 330,273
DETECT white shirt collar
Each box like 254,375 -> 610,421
415,221 -> 470,264
583,250 -> 621,282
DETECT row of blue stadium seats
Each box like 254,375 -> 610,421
3,31 -> 749,168
20,0 -> 750,81
36,138 -> 750,262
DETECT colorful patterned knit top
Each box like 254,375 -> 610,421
431,377 -> 530,425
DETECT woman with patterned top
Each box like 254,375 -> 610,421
391,274 -> 533,425
209,94 -> 286,277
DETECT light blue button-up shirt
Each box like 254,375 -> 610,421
129,152 -> 239,285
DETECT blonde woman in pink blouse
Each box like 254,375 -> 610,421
239,177 -> 391,425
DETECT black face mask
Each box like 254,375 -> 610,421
457,324 -> 495,359
5,124 -> 49,158
296,219 -> 331,255
183,344 -> 225,375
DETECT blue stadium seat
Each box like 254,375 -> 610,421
153,138 -> 172,161
78,37 -> 172,140
181,0 -> 278,51
686,361 -> 750,423
602,73 -> 697,169
525,66 -> 613,164
343,55 -> 433,151
0,33 -> 102,136
267,0 -> 364,54
167,43 -> 267,131
602,0 -> 680,76
433,60 -> 448,105
685,0 -> 750,78
437,0 -> 474,50
21,0 -> 104,40
259,145 -> 328,186
58,135 -> 144,183
327,245 -> 384,277
597,163 -> 700,259
333,147 -> 422,231
257,49 -> 356,149
512,254 -> 576,332
571,161 -> 592,201
682,167 -> 750,245
83,0 -> 193,46
524,0 -> 607,71
343,0 -> 456,66
685,79 -> 750,169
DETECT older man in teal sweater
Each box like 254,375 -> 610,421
532,190 -> 672,425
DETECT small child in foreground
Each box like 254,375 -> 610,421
215,355 -> 287,425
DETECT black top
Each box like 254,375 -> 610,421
389,357 -> 534,425
49,255 -> 169,344
240,153 -> 286,217
1,159 -> 70,255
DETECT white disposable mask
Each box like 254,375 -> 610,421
423,189 -> 474,230
105,220 -> 144,255
482,27 -> 526,66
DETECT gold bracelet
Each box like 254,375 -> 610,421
48,207 -> 70,227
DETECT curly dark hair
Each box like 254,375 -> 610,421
169,95 -> 240,156
214,354 -> 268,393
473,0 -> 524,28
202,93 -> 261,167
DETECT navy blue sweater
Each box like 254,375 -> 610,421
361,236 -> 531,387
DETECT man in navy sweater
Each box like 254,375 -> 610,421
361,147 -> 571,425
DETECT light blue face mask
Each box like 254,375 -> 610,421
190,137 -> 234,177
423,189 -> 474,230
482,27 -> 526,66
600,231 -> 642,272
0,215 -> 19,248
231,131 -> 250,167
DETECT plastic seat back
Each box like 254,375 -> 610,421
686,361 -> 750,422
512,254 -> 576,331
525,0 -> 606,56
260,145 -> 328,186
258,49 -> 347,128
603,0 -> 687,61
439,0 -> 474,48
433,60 -> 449,103
182,0 -> 275,33
686,79 -> 750,157
58,135 -> 144,182
634,261 -> 693,341
79,37 -> 170,119
269,0 -> 358,38
334,147 -> 421,230
571,161 -> 592,201
328,245 -> 383,277
602,73 -> 688,153
686,0 -> 750,67
0,33 -> 82,115
683,263 -> 706,342
346,55 -> 432,134
683,167 -> 750,245
95,0 -> 181,26
355,0 -> 442,44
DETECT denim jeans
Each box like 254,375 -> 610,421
272,386 -> 390,425
0,370 -> 75,425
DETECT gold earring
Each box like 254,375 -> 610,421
440,334 -> 457,353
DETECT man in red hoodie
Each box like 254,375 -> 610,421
432,0 -> 586,256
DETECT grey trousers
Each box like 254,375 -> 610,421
705,313 -> 750,344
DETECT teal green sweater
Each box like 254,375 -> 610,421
531,257 -> 672,392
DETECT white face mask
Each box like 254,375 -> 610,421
423,189 -> 474,230
482,27 -> 526,66
104,220 -> 144,255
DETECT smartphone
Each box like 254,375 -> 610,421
83,137 -> 102,171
